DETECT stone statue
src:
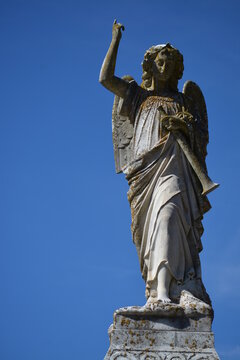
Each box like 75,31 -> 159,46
99,21 -> 219,307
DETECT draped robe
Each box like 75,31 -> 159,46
121,81 -> 211,301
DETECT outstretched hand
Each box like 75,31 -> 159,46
112,19 -> 125,41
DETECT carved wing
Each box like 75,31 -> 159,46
112,76 -> 134,173
183,81 -> 208,171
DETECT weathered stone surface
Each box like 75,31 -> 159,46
105,316 -> 219,359
99,20 -> 219,308
100,21 -> 220,360
104,293 -> 220,360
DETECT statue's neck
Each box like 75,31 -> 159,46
151,78 -> 177,96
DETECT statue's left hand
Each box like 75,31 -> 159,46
162,115 -> 190,137
166,117 -> 187,132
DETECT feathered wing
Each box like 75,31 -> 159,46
112,76 -> 134,173
183,80 -> 209,172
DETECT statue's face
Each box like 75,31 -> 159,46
153,48 -> 175,82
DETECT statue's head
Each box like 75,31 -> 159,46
141,43 -> 184,91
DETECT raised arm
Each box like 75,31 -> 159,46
99,20 -> 130,98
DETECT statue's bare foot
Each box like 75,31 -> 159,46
157,294 -> 171,303
157,286 -> 171,304
157,287 -> 171,303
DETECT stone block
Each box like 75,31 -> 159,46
104,299 -> 220,360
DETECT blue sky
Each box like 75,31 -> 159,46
0,1 -> 239,359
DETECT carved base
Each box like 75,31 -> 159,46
105,350 -> 219,360
104,293 -> 220,360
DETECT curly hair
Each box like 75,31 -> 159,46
141,43 -> 184,91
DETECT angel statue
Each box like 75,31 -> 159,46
99,21 -> 219,306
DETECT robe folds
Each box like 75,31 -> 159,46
121,81 -> 211,299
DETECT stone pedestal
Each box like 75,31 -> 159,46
104,292 -> 220,360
